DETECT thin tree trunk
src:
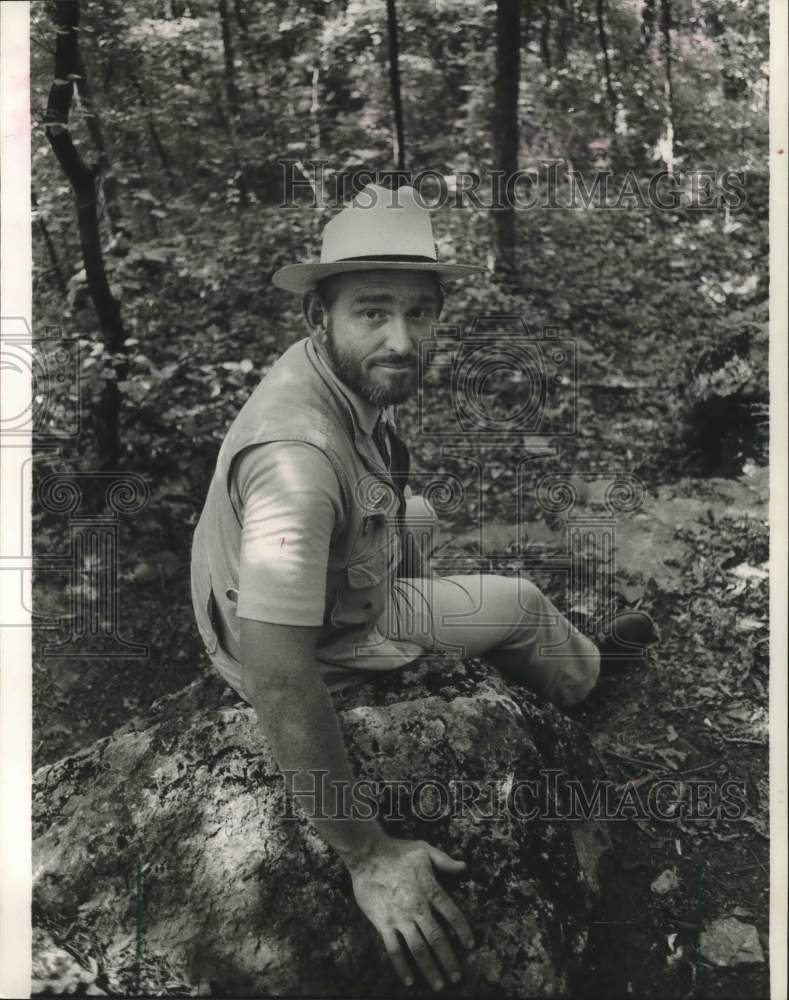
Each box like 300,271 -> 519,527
641,0 -> 657,49
540,0 -> 552,68
386,0 -> 406,171
659,0 -> 675,172
208,83 -> 250,208
218,0 -> 249,206
73,48 -> 123,235
596,0 -> 618,134
31,189 -> 67,297
127,72 -> 177,190
310,63 -> 322,157
231,0 -> 260,77
556,0 -> 572,67
44,0 -> 125,474
493,0 -> 520,281
218,0 -> 239,113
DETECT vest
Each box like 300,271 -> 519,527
190,337 -> 404,694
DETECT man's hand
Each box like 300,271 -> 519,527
348,835 -> 475,991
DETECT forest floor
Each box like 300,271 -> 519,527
32,192 -> 770,998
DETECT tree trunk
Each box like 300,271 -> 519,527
595,0 -> 618,134
493,0 -> 520,281
32,658 -> 611,995
44,0 -> 125,474
127,71 -> 177,190
73,45 -> 123,236
218,0 -> 249,206
386,0 -> 406,171
231,0 -> 261,78
540,0 -> 552,68
641,0 -> 657,49
556,0 -> 572,67
218,0 -> 239,114
659,0 -> 675,173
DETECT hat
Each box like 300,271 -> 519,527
272,183 -> 486,293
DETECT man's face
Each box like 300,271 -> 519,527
314,270 -> 441,406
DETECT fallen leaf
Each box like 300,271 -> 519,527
730,563 -> 768,581
736,617 -> 766,633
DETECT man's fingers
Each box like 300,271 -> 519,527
402,921 -> 445,992
431,891 -> 475,950
427,845 -> 466,873
382,928 -> 414,988
418,916 -> 462,986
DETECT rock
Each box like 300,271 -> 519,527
31,929 -> 99,995
650,868 -> 680,896
699,916 -> 765,967
33,657 -> 611,996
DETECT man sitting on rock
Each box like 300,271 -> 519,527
190,184 -> 650,991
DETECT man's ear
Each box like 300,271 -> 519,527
302,290 -> 328,334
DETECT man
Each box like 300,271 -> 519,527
191,184 -> 651,991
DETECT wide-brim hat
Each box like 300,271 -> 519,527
272,183 -> 486,293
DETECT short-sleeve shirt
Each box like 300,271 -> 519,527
231,440 -> 342,625
224,349 -> 394,632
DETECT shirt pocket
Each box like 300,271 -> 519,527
190,547 -> 219,656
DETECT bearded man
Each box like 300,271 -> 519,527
190,184 -> 653,991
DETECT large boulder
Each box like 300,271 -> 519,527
33,657 -> 611,997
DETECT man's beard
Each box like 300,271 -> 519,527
323,319 -> 418,406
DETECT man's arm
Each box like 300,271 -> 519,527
240,618 -> 474,991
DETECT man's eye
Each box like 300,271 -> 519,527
364,309 -> 383,320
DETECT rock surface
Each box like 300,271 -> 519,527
33,657 -> 611,996
698,916 -> 766,968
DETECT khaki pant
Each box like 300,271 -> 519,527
318,495 -> 600,709
208,495 -> 600,710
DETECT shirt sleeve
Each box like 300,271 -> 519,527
232,441 -> 343,626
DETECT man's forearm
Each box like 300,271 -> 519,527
244,649 -> 388,867
239,621 -> 472,992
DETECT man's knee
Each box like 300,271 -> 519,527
513,576 -> 545,616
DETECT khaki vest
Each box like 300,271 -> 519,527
190,338 -> 403,694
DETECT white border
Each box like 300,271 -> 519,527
768,1 -> 788,998
0,2 -> 32,996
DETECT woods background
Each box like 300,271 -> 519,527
28,0 -> 772,997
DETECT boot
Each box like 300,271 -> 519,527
595,610 -> 660,675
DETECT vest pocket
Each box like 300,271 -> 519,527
347,526 -> 401,588
331,526 -> 401,628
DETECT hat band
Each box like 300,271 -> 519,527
333,253 -> 438,264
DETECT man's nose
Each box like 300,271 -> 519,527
383,314 -> 415,355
